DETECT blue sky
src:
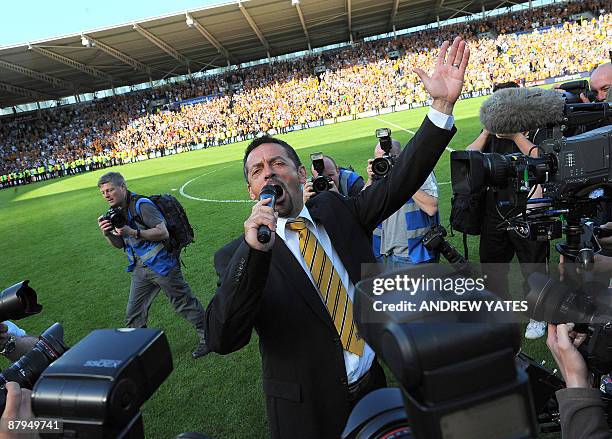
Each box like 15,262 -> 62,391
0,0 -> 226,47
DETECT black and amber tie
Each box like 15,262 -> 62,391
286,217 -> 364,356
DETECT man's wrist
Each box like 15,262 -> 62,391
431,99 -> 454,115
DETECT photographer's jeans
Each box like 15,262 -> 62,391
126,263 -> 206,339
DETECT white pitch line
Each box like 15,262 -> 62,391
179,166 -> 253,203
373,116 -> 455,152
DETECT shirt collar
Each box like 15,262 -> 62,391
276,204 -> 314,241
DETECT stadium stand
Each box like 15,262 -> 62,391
1,0 -> 611,188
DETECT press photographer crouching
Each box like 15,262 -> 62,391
366,130 -> 440,266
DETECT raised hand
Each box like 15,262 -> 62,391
413,36 -> 470,115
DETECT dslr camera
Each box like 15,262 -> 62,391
372,128 -> 395,179
311,152 -> 333,193
102,206 -> 127,229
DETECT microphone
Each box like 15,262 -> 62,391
257,184 -> 278,244
479,88 -> 565,134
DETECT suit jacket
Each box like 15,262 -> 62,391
206,116 -> 456,438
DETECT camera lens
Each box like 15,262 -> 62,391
372,157 -> 391,178
312,176 -> 331,193
0,323 -> 68,410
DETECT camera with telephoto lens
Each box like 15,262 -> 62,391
372,128 -> 395,179
0,280 -> 42,322
311,152 -> 333,193
103,206 -> 127,229
0,280 -> 174,438
0,322 -> 68,411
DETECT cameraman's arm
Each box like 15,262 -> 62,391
115,201 -> 169,241
547,323 -> 610,439
98,216 -> 124,249
412,173 -> 439,217
412,190 -> 438,217
466,129 -> 489,151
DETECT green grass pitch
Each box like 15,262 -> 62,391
0,95 -> 558,438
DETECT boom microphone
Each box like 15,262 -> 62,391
480,87 -> 565,134
257,185 -> 278,244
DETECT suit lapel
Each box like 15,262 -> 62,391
271,238 -> 336,333
307,199 -> 360,285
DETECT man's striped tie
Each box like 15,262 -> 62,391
286,217 -> 364,356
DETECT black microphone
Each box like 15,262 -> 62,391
257,185 -> 278,244
479,87 -> 565,134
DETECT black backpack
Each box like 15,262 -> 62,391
129,193 -> 195,261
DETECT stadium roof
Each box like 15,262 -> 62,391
0,0 -> 519,108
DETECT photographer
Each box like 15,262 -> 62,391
307,155 -> 365,199
466,81 -> 549,339
0,322 -> 37,362
206,36 -> 467,439
365,139 -> 440,265
546,323 -> 609,439
97,172 -> 209,359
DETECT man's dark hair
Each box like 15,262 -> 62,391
243,135 -> 302,181
492,81 -> 519,92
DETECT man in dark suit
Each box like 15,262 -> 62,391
205,36 -> 469,439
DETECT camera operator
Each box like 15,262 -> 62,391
579,63 -> 611,103
206,36 -> 468,439
97,172 -> 209,359
365,139 -> 440,265
466,81 -> 549,339
308,155 -> 365,198
0,382 -> 37,439
546,323 -> 609,439
0,322 -> 37,362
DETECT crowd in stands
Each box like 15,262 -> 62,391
1,0 -> 611,188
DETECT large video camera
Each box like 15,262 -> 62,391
451,94 -> 612,265
372,128 -> 395,180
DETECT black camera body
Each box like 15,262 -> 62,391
103,206 -> 127,229
32,328 -> 173,439
344,264 -> 538,439
558,79 -> 597,104
372,128 -> 395,180
311,152 -> 333,193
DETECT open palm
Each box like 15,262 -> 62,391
414,36 -> 470,109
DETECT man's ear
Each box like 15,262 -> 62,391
247,183 -> 258,200
298,165 -> 307,185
